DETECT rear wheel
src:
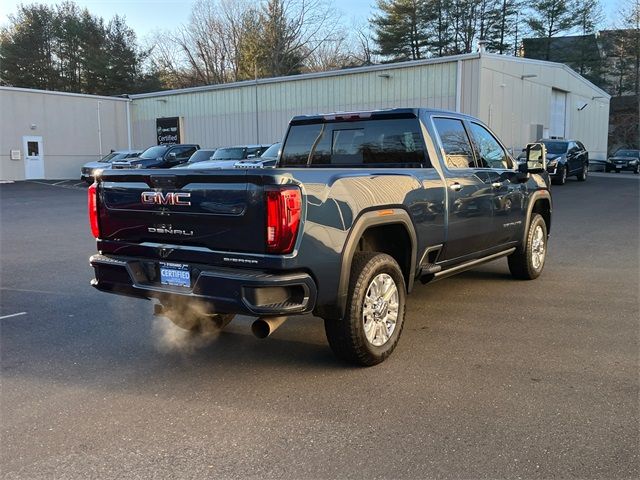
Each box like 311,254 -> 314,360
508,213 -> 548,280
324,252 -> 406,366
577,163 -> 588,181
635,165 -> 639,174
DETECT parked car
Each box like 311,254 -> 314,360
88,108 -> 552,366
588,157 -> 609,172
80,150 -> 141,183
185,145 -> 272,169
538,139 -> 589,185
234,143 -> 281,168
111,144 -> 199,169
605,149 -> 640,174
178,148 -> 216,167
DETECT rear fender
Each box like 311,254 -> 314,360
335,209 -> 417,319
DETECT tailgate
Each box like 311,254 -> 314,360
98,170 -> 266,253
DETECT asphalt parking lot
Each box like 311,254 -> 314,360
1,173 -> 638,479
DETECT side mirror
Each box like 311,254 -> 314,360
523,143 -> 547,173
168,152 -> 177,159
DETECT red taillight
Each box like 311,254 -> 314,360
265,186 -> 302,254
88,182 -> 100,238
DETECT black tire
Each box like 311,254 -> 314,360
552,165 -> 568,185
577,163 -> 588,181
635,165 -> 639,175
324,252 -> 406,366
508,213 -> 548,280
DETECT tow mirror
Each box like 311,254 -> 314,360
521,143 -> 547,173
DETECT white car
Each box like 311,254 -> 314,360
81,150 -> 142,183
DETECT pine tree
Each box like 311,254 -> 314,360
1,1 -> 157,94
371,0 -> 429,61
525,0 -> 576,60
0,4 -> 58,89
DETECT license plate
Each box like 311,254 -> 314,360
159,262 -> 191,287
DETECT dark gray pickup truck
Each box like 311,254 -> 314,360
89,108 -> 552,365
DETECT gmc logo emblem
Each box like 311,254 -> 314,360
141,191 -> 191,206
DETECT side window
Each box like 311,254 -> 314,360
433,118 -> 475,169
468,122 -> 512,169
172,147 -> 195,161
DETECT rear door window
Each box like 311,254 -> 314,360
280,118 -> 430,168
432,118 -> 475,169
468,122 -> 513,169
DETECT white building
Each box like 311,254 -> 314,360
1,52 -> 610,181
0,87 -> 130,181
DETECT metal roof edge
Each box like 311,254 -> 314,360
0,86 -> 131,101
479,53 -> 611,99
129,53 -> 481,100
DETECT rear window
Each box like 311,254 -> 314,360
280,119 -> 430,168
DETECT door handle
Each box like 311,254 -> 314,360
449,182 -> 462,192
491,182 -> 502,189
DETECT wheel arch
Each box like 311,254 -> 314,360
335,208 -> 417,319
524,191 -> 552,246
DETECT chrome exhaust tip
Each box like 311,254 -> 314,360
251,316 -> 287,339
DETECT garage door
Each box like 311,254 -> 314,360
550,89 -> 567,138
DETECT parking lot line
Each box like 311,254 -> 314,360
0,312 -> 27,320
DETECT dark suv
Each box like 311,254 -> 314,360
111,144 -> 200,169
539,139 -> 589,185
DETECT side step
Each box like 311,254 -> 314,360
420,263 -> 442,275
431,248 -> 516,281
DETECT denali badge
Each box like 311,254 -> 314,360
141,191 -> 191,206
148,226 -> 194,236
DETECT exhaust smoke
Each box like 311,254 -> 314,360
151,298 -> 224,354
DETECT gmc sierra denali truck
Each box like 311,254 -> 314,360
89,108 -> 551,366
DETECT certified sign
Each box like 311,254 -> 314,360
156,117 -> 181,145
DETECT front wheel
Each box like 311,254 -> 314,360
324,252 -> 406,366
552,165 -> 568,185
508,213 -> 548,280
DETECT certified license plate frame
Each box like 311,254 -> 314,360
159,262 -> 191,288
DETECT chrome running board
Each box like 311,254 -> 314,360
433,248 -> 516,280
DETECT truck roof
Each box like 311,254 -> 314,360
290,107 -> 477,124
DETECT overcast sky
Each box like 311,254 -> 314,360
0,0 -> 623,43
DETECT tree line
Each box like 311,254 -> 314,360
0,1 -> 160,95
0,0 -> 638,97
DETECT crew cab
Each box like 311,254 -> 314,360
89,108 -> 551,366
111,144 -> 200,170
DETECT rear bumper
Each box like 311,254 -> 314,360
90,254 -> 317,316
611,163 -> 636,171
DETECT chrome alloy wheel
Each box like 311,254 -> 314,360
363,273 -> 399,347
531,225 -> 546,270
